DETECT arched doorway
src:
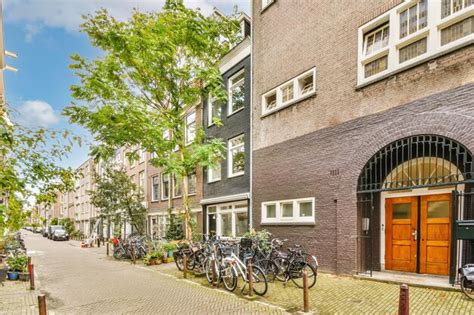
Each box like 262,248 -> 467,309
356,135 -> 474,276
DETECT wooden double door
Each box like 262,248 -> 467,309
385,194 -> 451,275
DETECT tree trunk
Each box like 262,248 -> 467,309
181,172 -> 192,241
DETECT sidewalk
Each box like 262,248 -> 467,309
0,280 -> 38,315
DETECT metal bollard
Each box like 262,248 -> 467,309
247,258 -> 253,296
303,269 -> 309,312
183,255 -> 188,279
38,294 -> 47,315
27,256 -> 32,266
132,246 -> 136,264
29,264 -> 35,290
398,284 -> 409,315
106,242 -> 109,256
97,237 -> 100,248
211,259 -> 217,287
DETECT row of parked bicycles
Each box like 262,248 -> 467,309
112,234 -> 155,260
172,236 -> 318,296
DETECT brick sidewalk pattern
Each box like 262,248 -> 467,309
0,280 -> 38,315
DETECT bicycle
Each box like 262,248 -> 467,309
459,264 -> 474,300
273,244 -> 317,288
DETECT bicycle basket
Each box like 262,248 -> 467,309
240,238 -> 253,249
460,264 -> 474,281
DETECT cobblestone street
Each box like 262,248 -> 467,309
15,232 -> 285,314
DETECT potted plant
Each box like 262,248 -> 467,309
6,254 -> 27,281
143,251 -> 163,266
163,243 -> 176,260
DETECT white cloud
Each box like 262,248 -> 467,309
16,100 -> 60,128
24,23 -> 43,42
4,0 -> 226,35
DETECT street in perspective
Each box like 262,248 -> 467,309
1,0 -> 474,314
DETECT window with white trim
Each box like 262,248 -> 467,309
173,174 -> 182,198
442,0 -> 473,18
364,23 -> 390,56
399,0 -> 427,39
188,172 -> 196,195
151,175 -> 160,201
261,67 -> 316,116
161,174 -> 170,200
228,134 -> 245,177
139,148 -> 146,163
228,70 -> 245,115
208,96 -> 222,126
262,0 -> 274,10
261,198 -> 315,224
185,111 -> 196,145
151,215 -> 167,238
206,202 -> 248,237
139,171 -> 145,191
208,162 -> 221,183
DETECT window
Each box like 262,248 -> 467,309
139,148 -> 146,163
185,111 -> 196,145
442,0 -> 473,18
151,215 -> 167,238
441,16 -> 474,45
208,96 -> 222,127
364,23 -> 389,55
151,175 -> 160,201
364,56 -> 388,78
208,162 -> 222,183
188,173 -> 196,195
261,198 -> 315,224
206,202 -> 248,237
161,174 -> 170,200
139,171 -> 145,190
228,134 -> 245,177
173,174 -> 182,198
400,0 -> 427,39
262,0 -> 274,10
228,70 -> 245,115
261,67 -> 316,116
399,38 -> 427,62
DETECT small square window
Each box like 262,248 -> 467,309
298,72 -> 314,96
281,84 -> 294,103
266,204 -> 276,218
299,201 -> 313,217
281,202 -> 293,217
264,92 -> 277,111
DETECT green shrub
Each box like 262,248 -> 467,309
6,254 -> 28,272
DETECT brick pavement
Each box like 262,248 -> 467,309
0,279 -> 37,315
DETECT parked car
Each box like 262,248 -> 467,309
47,225 -> 65,239
33,227 -> 42,233
42,228 -> 49,237
51,228 -> 69,241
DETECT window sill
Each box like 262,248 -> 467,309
360,47 -> 389,65
207,179 -> 221,184
161,198 -> 169,201
395,29 -> 429,49
228,172 -> 245,179
227,106 -> 245,118
261,0 -> 275,13
261,91 -> 316,118
260,221 -> 315,226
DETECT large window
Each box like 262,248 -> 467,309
151,175 -> 160,201
173,174 -> 182,198
364,23 -> 390,55
442,0 -> 473,18
208,162 -> 222,183
262,198 -> 315,224
188,173 -> 196,195
228,134 -> 245,177
208,96 -> 222,127
228,70 -> 245,115
399,0 -> 427,39
185,111 -> 196,145
207,202 -> 248,237
261,67 -> 316,116
151,215 -> 167,238
161,174 -> 170,200
441,16 -> 474,45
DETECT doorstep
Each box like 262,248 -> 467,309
354,271 -> 459,291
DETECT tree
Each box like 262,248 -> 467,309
0,108 -> 78,238
64,0 -> 241,239
89,165 -> 147,235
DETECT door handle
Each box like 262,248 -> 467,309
412,230 -> 417,241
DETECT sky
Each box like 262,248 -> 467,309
3,0 -> 250,170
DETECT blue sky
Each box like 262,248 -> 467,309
3,0 -> 250,170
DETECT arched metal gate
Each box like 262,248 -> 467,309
356,135 -> 474,280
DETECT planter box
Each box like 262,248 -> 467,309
19,272 -> 29,281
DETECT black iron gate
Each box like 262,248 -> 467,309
357,193 -> 374,275
450,189 -> 474,284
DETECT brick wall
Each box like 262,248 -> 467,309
253,83 -> 474,274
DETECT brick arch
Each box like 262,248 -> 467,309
333,111 -> 474,274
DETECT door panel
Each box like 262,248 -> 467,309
419,194 -> 451,275
385,197 -> 418,273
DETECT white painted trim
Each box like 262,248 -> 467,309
228,134 -> 245,178
219,37 -> 251,74
200,193 -> 250,205
227,69 -> 246,116
357,2 -> 474,86
261,197 -> 315,224
379,186 -> 463,271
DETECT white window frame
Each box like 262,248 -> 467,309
261,197 -> 315,224
228,134 -> 245,178
185,110 -> 196,145
151,175 -> 160,202
188,172 -> 197,196
208,162 -> 221,183
208,95 -> 221,127
139,148 -> 146,164
161,174 -> 170,201
261,67 -> 316,117
228,69 -> 245,116
357,1 -> 474,87
172,174 -> 182,198
139,171 -> 145,190
262,0 -> 274,10
206,202 -> 248,237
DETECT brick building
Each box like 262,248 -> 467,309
251,0 -> 474,284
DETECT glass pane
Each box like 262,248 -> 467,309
428,201 -> 449,218
365,34 -> 374,55
231,84 -> 245,112
282,203 -> 293,217
409,5 -> 418,34
400,10 -> 408,38
208,214 -> 216,236
208,206 -> 217,214
393,203 -> 411,219
299,202 -> 313,217
266,204 -> 276,218
232,147 -> 245,174
235,212 -> 248,237
220,213 -> 232,237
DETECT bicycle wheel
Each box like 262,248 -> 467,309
249,265 -> 268,296
186,253 -> 196,270
461,276 -> 474,300
113,247 -> 125,260
255,259 -> 278,282
273,257 -> 289,282
289,261 -> 317,289
205,258 -> 219,284
175,253 -> 184,271
221,261 -> 237,292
